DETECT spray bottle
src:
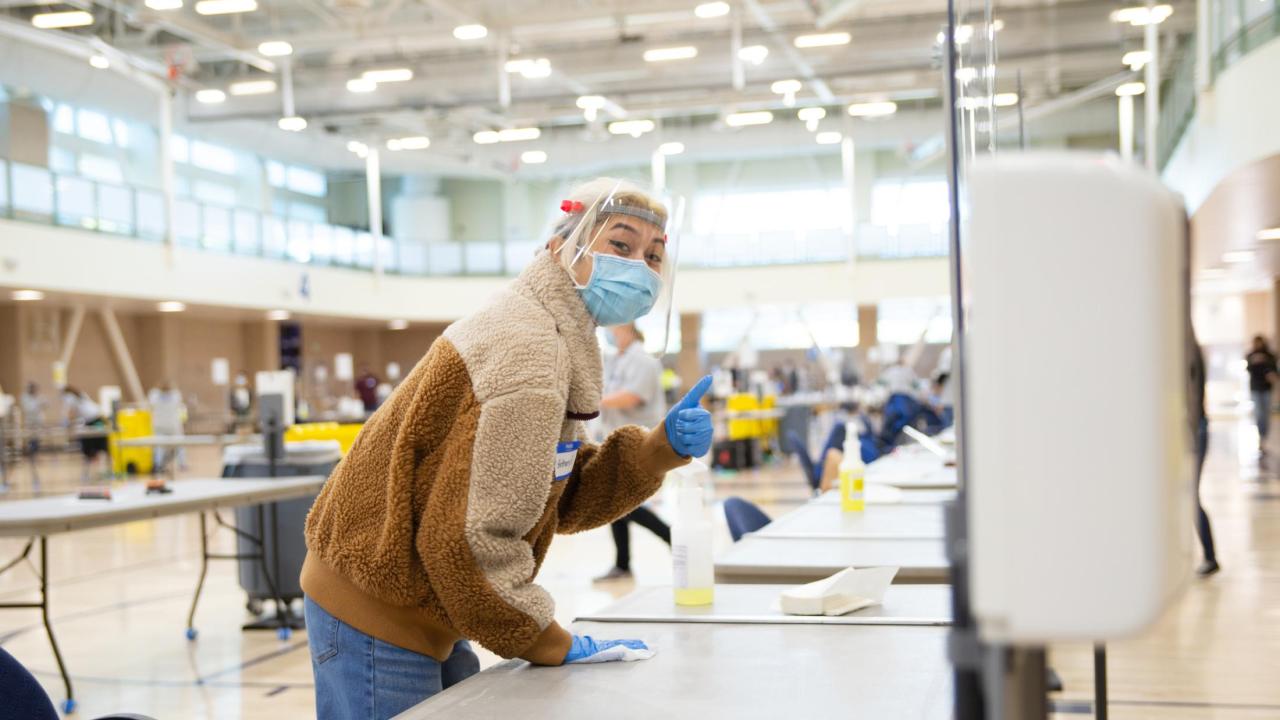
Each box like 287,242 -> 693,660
839,434 -> 865,512
670,460 -> 714,606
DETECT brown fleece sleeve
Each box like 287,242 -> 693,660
555,421 -> 689,534
419,388 -> 568,659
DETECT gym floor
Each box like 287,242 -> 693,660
0,416 -> 1276,719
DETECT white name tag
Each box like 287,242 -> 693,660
554,441 -> 581,482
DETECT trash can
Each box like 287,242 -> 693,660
221,440 -> 340,611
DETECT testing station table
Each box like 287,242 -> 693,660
0,476 -> 325,712
715,535 -> 949,584
575,583 -> 952,626
757,502 -> 945,540
397,621 -> 954,720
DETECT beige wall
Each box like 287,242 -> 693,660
1244,290 -> 1274,343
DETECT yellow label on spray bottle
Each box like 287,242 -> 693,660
840,467 -> 865,512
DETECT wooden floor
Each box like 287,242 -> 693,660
0,416 -> 1276,719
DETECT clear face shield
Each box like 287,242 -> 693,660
548,179 -> 686,357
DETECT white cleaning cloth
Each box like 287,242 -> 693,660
779,567 -> 899,616
567,646 -> 657,664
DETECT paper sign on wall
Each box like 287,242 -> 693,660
334,353 -> 354,381
52,361 -> 67,389
211,358 -> 230,386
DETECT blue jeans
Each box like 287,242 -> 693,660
1254,389 -> 1272,442
304,597 -> 480,720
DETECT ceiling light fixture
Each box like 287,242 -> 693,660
387,136 -> 430,151
608,119 -> 655,137
992,18 -> 1005,31
388,319 -> 409,330
724,110 -> 774,127
504,58 -> 551,78
994,92 -> 1019,107
89,54 -> 110,69
11,290 -> 45,301
473,130 -> 501,144
1257,227 -> 1280,241
31,10 -> 94,28
346,77 -> 377,93
1115,81 -> 1146,96
659,141 -> 685,155
521,150 -> 547,164
738,44 -> 769,65
815,131 -> 842,145
694,1 -> 730,18
847,101 -> 897,117
936,24 -> 974,45
144,0 -> 183,9
362,68 -> 413,83
643,46 -> 698,62
346,140 -> 368,157
798,106 -> 826,131
157,301 -> 187,313
576,94 -> 608,121
771,78 -> 803,107
195,89 -> 226,104
257,40 -> 293,57
194,0 -> 257,15
1110,4 -> 1173,26
453,24 -> 487,40
497,127 -> 540,142
228,79 -> 276,95
1122,50 -> 1152,70
277,116 -> 307,131
794,32 -> 850,48
266,309 -> 291,321
1223,250 -> 1256,264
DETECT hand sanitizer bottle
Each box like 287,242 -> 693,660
839,435 -> 865,512
670,460 -> 714,606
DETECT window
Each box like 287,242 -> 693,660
692,187 -> 850,236
76,109 -> 113,144
111,119 -> 130,148
170,135 -> 190,164
50,147 -> 77,175
266,160 -> 287,188
190,141 -> 237,174
288,202 -> 326,223
78,154 -> 124,184
53,104 -> 75,134
286,166 -> 326,197
702,302 -> 859,353
877,297 -> 952,345
192,180 -> 238,207
869,179 -> 950,229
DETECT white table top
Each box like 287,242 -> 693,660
116,434 -> 261,448
0,476 -> 325,537
397,622 -> 953,719
715,536 -> 950,584
814,485 -> 956,505
756,502 -> 945,539
865,451 -> 958,489
574,584 -> 952,626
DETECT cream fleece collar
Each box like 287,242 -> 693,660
513,251 -> 602,418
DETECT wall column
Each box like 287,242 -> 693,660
242,320 -> 281,376
0,305 -> 21,394
676,312 -> 703,391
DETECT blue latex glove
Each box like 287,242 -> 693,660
563,634 -> 649,664
665,375 -> 714,458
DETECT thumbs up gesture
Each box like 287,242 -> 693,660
664,375 -> 714,458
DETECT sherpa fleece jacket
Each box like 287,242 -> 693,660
301,249 -> 688,665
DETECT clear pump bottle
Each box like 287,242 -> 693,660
669,460 -> 715,606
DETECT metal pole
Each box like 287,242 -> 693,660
1119,94 -> 1136,163
159,89 -> 176,254
841,135 -> 857,267
730,6 -> 745,91
497,36 -> 511,109
1094,644 -> 1109,720
1143,0 -> 1160,171
366,148 -> 383,279
281,56 -> 296,118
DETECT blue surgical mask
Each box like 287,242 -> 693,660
577,253 -> 661,327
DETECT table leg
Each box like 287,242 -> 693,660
1094,643 -> 1107,720
254,503 -> 292,639
185,512 -> 210,640
39,537 -> 76,714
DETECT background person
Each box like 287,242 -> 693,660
593,323 -> 672,582
61,386 -> 108,483
1246,335 -> 1278,453
148,380 -> 187,474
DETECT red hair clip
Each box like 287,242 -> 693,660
560,200 -> 584,213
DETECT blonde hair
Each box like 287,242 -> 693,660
552,177 -> 668,270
